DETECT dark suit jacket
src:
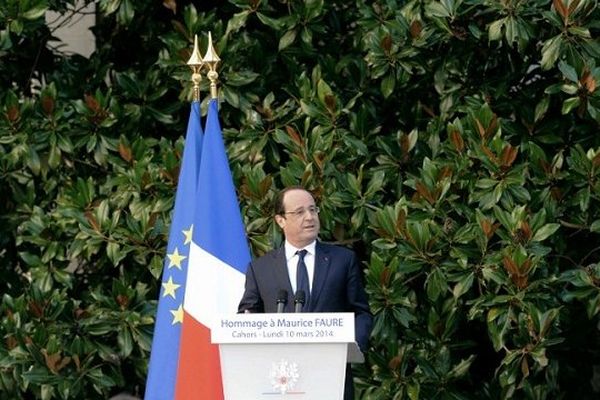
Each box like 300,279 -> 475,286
238,241 -> 372,352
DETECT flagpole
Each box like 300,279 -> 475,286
203,32 -> 221,99
187,34 -> 204,102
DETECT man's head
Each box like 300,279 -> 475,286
274,187 -> 320,248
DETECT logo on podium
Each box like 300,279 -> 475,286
268,359 -> 302,395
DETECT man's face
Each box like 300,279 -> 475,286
275,189 -> 320,248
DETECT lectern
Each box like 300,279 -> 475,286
212,313 -> 363,400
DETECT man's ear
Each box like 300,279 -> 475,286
274,214 -> 286,229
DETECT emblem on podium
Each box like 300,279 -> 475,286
269,359 -> 300,394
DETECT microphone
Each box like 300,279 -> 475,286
276,289 -> 288,313
294,290 -> 306,313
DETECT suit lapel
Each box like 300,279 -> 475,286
271,247 -> 293,310
309,242 -> 331,311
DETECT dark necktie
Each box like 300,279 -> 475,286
296,249 -> 310,307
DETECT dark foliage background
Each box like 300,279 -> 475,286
2,0 -> 600,398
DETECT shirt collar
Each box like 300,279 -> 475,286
284,240 -> 316,261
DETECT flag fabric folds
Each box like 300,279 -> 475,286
145,99 -> 250,400
145,101 -> 203,400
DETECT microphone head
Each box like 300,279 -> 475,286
294,290 -> 306,304
276,289 -> 288,304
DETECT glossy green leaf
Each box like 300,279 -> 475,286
279,29 -> 297,50
532,223 -> 560,242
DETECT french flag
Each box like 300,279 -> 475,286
145,99 -> 250,399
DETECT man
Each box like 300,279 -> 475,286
238,186 -> 372,400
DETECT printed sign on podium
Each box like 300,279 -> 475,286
212,313 -> 363,400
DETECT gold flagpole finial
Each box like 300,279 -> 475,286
202,32 -> 221,99
187,34 -> 204,102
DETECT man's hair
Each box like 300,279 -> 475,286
274,186 -> 313,216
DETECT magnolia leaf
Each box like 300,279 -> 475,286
488,19 -> 504,41
561,97 -> 580,114
279,29 -> 297,50
532,223 -> 560,241
381,73 -> 396,98
541,35 -> 562,70
226,11 -> 250,36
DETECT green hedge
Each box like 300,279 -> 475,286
1,0 -> 600,398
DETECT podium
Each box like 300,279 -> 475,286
212,313 -> 363,400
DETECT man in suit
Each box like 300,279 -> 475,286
238,186 -> 372,399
